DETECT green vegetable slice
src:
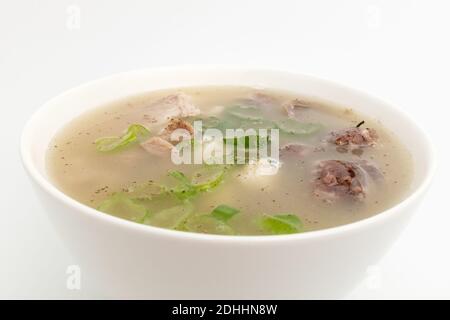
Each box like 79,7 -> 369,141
95,124 -> 150,152
98,166 -> 227,229
165,166 -> 226,200
165,171 -> 197,200
168,170 -> 192,187
215,116 -> 241,133
222,134 -> 270,164
97,193 -> 149,222
122,181 -> 164,201
228,105 -> 264,120
191,166 -> 226,192
276,119 -> 322,136
200,116 -> 222,129
184,214 -> 235,235
260,214 -> 303,235
211,205 -> 240,222
190,115 -> 239,133
239,118 -> 275,131
143,202 -> 194,229
223,134 -> 270,150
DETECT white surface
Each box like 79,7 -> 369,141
1,0 -> 449,299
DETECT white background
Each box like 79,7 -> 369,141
1,0 -> 449,299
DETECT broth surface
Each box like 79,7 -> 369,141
47,86 -> 413,235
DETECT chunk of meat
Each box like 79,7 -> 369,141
282,99 -> 310,119
159,118 -> 194,142
140,136 -> 174,156
313,160 -> 382,201
143,93 -> 200,124
328,127 -> 378,149
141,118 -> 194,155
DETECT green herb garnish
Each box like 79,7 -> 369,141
211,204 -> 240,222
276,119 -> 322,136
228,105 -> 264,120
97,193 -> 149,221
95,124 -> 150,152
142,202 -> 194,229
260,214 -> 303,235
183,214 -> 235,235
165,166 -> 226,200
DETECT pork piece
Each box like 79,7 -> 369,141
140,136 -> 174,156
141,118 -> 194,155
143,93 -> 200,124
159,118 -> 194,142
328,127 -> 378,149
313,160 -> 382,201
282,99 -> 310,119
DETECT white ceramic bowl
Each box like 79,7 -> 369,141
21,66 -> 435,299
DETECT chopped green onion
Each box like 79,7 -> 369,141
191,167 -> 226,192
239,118 -> 275,131
228,105 -> 264,120
184,214 -> 235,235
143,202 -> 194,229
211,205 -> 240,222
276,119 -> 322,136
166,167 -> 226,200
95,124 -> 150,152
97,193 -> 149,222
168,170 -> 191,186
260,214 -> 303,235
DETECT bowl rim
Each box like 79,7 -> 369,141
20,65 -> 437,243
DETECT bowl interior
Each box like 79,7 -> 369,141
22,67 -> 434,229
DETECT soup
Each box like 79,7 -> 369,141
46,86 -> 413,235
